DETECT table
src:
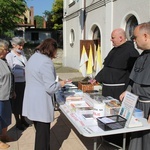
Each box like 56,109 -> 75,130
55,91 -> 150,150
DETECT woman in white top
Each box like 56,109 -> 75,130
6,37 -> 29,130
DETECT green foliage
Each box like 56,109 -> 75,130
45,0 -> 63,30
53,24 -> 63,30
24,42 -> 39,60
51,0 -> 63,30
44,11 -> 54,30
51,0 -> 63,15
3,30 -> 14,38
34,15 -> 44,28
0,0 -> 26,34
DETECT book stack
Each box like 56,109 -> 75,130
105,100 -> 121,116
65,95 -> 94,119
65,95 -> 83,105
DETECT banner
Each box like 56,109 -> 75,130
95,44 -> 102,75
87,44 -> 93,76
79,45 -> 88,77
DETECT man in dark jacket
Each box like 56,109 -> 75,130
94,28 -> 139,100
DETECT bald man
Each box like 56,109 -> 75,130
95,28 -> 139,100
120,22 -> 150,150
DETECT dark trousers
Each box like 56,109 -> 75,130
33,121 -> 51,150
11,82 -> 25,114
102,85 -> 125,100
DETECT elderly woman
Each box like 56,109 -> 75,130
22,38 -> 67,150
0,39 -> 14,149
6,37 -> 29,130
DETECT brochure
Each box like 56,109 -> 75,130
118,91 -> 138,127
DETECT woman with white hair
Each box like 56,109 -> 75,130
6,37 -> 29,130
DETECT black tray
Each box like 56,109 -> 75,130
97,115 -> 126,131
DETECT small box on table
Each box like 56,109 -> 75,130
97,115 -> 126,131
133,108 -> 144,118
105,100 -> 121,116
78,81 -> 94,92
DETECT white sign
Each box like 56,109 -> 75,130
119,91 -> 138,127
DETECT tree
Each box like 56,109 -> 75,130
43,11 -> 54,30
34,15 -> 44,28
45,0 -> 63,30
44,0 -> 63,30
0,0 -> 26,35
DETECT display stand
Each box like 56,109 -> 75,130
118,91 -> 138,127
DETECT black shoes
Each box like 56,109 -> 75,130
16,124 -> 25,130
16,121 -> 30,130
21,120 -> 30,127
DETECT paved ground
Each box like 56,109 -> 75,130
6,111 -> 122,150
53,49 -> 84,81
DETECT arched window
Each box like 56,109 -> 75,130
126,16 -> 138,40
70,29 -> 75,47
92,26 -> 102,74
93,26 -> 100,40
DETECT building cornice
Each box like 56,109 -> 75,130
86,0 -> 116,13
63,0 -> 117,21
64,11 -> 80,21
